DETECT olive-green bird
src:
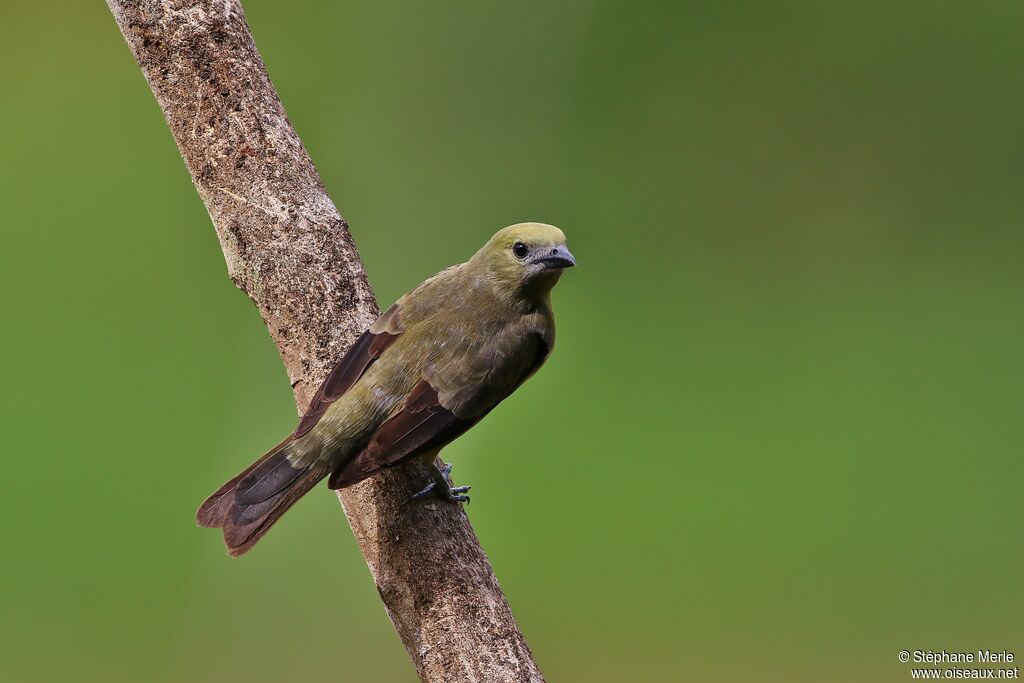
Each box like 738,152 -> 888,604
197,223 -> 575,555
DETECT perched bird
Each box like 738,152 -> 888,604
198,222 -> 575,556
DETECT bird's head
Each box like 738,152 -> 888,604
472,222 -> 575,299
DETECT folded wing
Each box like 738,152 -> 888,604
328,379 -> 484,488
328,331 -> 550,488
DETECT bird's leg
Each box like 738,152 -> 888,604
409,461 -> 471,504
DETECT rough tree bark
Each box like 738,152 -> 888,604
106,2 -> 544,681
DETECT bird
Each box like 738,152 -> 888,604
197,222 -> 575,556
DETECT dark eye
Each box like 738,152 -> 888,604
512,242 -> 529,259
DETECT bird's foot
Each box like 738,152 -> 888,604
409,481 -> 471,504
408,462 -> 471,504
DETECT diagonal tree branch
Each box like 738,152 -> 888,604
106,2 -> 544,681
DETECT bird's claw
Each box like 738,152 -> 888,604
447,484 -> 471,503
407,481 -> 471,505
405,461 -> 472,505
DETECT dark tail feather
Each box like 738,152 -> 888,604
196,436 -> 291,529
196,437 -> 327,557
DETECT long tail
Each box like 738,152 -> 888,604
197,436 -> 327,557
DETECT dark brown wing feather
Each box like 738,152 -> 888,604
294,311 -> 400,438
328,331 -> 551,490
328,380 -> 483,488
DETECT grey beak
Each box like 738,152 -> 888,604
537,245 -> 576,269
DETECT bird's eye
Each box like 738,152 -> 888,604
512,242 -> 529,259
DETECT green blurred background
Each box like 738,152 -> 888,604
1,2 -> 1021,681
